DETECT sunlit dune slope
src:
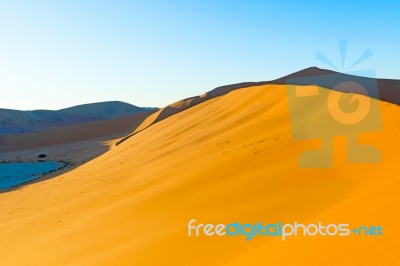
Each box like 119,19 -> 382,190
0,84 -> 399,265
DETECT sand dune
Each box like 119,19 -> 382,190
0,83 -> 399,265
118,67 -> 400,146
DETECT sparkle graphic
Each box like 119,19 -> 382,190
316,39 -> 373,71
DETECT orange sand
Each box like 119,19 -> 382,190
0,85 -> 399,265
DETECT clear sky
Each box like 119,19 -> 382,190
0,0 -> 399,110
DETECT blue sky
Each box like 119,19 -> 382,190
0,0 -> 399,110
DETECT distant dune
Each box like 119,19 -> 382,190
0,101 -> 157,134
0,80 -> 399,265
0,111 -> 154,151
0,109 -> 157,187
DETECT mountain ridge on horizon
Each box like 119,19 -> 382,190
0,101 -> 158,135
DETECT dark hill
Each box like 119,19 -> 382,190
0,101 -> 158,134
